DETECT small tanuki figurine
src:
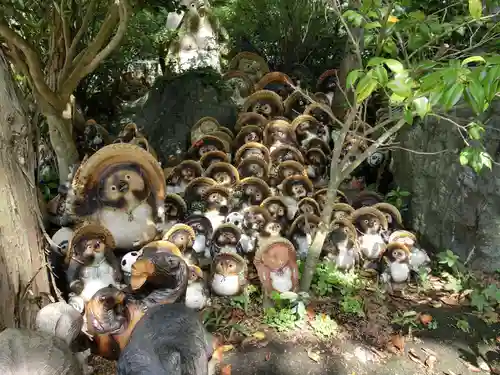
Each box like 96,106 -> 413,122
242,90 -> 284,119
235,177 -> 271,209
190,116 -> 220,144
201,185 -> 231,233
165,160 -> 203,195
350,207 -> 388,263
67,143 -> 166,249
185,264 -> 209,310
65,222 -> 122,313
183,177 -> 217,212
199,150 -> 230,170
324,219 -> 359,270
389,230 -> 430,271
187,134 -> 230,160
85,286 -> 144,360
210,251 -> 247,296
254,237 -> 299,299
162,223 -> 197,265
373,202 -> 404,237
263,120 -> 294,153
129,241 -> 189,310
185,214 -> 213,260
234,125 -> 264,150
160,193 -> 187,232
204,162 -> 240,187
381,243 -> 412,291
210,223 -> 242,257
237,156 -> 269,181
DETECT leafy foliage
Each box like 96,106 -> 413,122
215,0 -> 345,84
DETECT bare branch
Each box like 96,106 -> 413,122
330,0 -> 363,66
0,21 -> 62,110
340,118 -> 407,179
381,145 -> 453,155
61,0 -> 130,97
59,0 -> 98,85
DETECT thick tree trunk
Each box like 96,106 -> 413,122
45,113 -> 79,186
0,51 -> 51,329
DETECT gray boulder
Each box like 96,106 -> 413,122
129,68 -> 238,167
0,328 -> 83,375
391,102 -> 500,272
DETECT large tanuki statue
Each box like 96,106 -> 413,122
164,0 -> 227,73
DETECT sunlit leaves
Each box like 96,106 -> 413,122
342,10 -> 364,27
459,146 -> 492,173
412,96 -> 430,118
383,59 -> 404,73
468,0 -> 482,20
461,56 -> 486,66
346,69 -> 364,90
442,82 -> 465,110
355,71 -> 379,102
466,122 -> 485,140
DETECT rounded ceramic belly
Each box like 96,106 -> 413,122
97,204 -> 155,248
211,274 -> 240,296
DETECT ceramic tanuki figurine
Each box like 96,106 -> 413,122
254,237 -> 299,298
373,202 -> 404,237
202,185 -> 231,232
210,223 -> 242,257
242,90 -> 284,119
389,230 -> 431,271
204,161 -> 240,187
165,160 -> 203,195
210,251 -> 248,296
237,156 -> 269,181
85,286 -> 144,360
187,134 -> 230,160
381,243 -> 412,291
235,177 -> 271,209
162,223 -> 197,264
160,193 -> 187,232
185,214 -> 213,260
183,177 -> 216,212
185,264 -> 209,310
65,223 -> 122,313
67,143 -> 166,249
233,125 -> 264,150
325,219 -> 360,270
199,150 -> 230,170
350,207 -> 388,263
128,241 -> 189,310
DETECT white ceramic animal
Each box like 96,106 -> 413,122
269,266 -> 293,292
51,227 -> 74,255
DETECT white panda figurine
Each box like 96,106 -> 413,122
120,249 -> 143,276
51,227 -> 74,256
225,211 -> 244,231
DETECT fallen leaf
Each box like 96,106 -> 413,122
307,348 -> 321,362
391,333 -> 405,352
220,345 -> 235,352
265,352 -> 271,361
460,359 -> 481,372
306,305 -> 315,321
419,313 -> 433,325
252,331 -> 266,340
424,355 -> 437,370
221,364 -> 232,375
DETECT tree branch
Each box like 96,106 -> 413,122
330,0 -> 363,66
61,0 -> 130,98
59,0 -> 98,85
340,118 -> 407,179
0,21 -> 63,110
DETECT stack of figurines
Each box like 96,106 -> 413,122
45,51 -> 429,362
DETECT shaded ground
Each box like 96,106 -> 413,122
91,303 -> 499,375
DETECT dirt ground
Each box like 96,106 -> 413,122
90,305 -> 499,375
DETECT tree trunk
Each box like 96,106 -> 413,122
0,51 -> 51,329
45,113 -> 79,186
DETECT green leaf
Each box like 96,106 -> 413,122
355,74 -> 379,103
382,39 -> 398,57
384,59 -> 404,73
459,148 -> 472,165
404,108 -> 414,125
343,10 -> 364,27
441,83 -> 464,110
461,56 -> 486,66
366,57 -> 386,67
387,78 -> 412,97
468,0 -> 482,20
389,93 -> 406,103
470,291 -> 488,312
364,21 -> 382,30
399,191 -> 411,197
464,75 -> 485,115
479,151 -> 492,170
467,122 -> 485,140
372,65 -> 388,85
412,97 -> 430,119
346,70 -> 364,89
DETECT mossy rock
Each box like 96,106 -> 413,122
129,67 -> 238,167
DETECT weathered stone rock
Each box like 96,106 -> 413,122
129,68 -> 238,167
392,103 -> 500,272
